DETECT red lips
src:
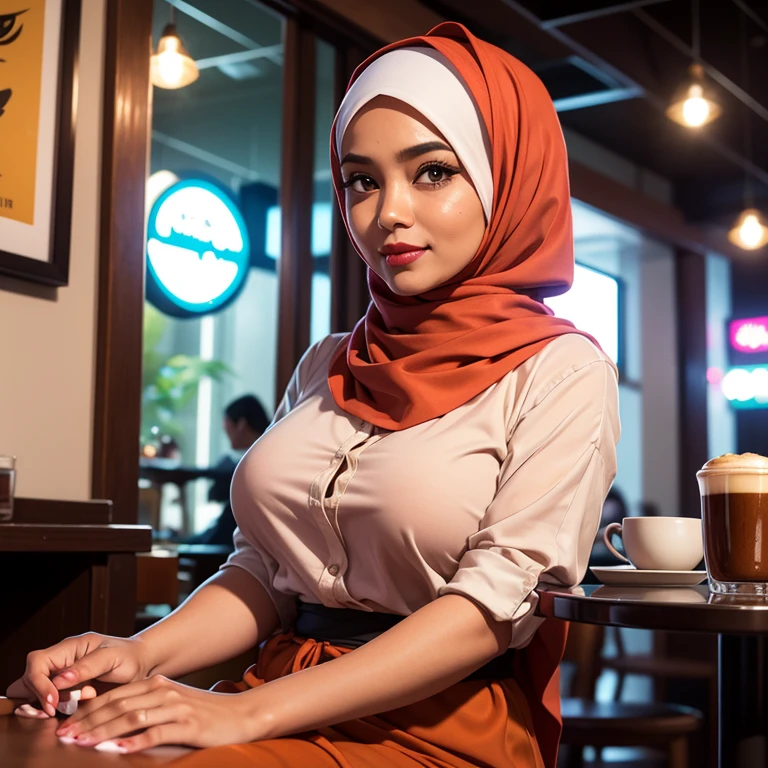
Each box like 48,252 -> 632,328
379,242 -> 429,267
379,242 -> 426,255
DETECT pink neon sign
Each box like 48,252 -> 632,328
730,317 -> 768,354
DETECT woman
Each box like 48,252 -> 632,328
8,22 -> 619,767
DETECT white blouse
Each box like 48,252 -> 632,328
224,332 -> 620,649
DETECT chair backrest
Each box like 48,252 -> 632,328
561,622 -> 605,699
136,549 -> 179,608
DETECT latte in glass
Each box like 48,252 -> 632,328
697,452 -> 768,595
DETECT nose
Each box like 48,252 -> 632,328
376,179 -> 415,232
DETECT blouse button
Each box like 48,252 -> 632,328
328,564 -> 340,576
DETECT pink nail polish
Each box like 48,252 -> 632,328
60,670 -> 76,680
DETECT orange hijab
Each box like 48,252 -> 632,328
328,21 -> 597,431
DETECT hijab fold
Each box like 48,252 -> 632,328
328,22 -> 601,431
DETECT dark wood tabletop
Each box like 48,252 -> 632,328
0,523 -> 152,553
537,583 -> 768,634
0,716 -> 193,767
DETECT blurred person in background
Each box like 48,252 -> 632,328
186,395 -> 270,548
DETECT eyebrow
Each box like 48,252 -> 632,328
340,141 -> 454,166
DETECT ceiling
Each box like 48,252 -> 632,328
420,0 -> 768,232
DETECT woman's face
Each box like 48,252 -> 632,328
339,96 -> 486,297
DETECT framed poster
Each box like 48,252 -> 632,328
0,0 -> 80,286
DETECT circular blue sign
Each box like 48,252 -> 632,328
146,179 -> 250,317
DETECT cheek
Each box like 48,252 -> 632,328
346,199 -> 380,266
425,190 -> 485,249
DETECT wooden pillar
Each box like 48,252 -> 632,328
276,20 -> 317,398
91,0 -> 153,524
674,247 -> 708,518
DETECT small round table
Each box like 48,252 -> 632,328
536,583 -> 768,768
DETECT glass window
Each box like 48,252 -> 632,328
141,0 -> 285,536
310,39 -> 336,345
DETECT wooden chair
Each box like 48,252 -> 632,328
559,622 -> 703,768
601,627 -> 718,768
135,549 -> 180,631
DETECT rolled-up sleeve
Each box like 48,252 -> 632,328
437,358 -> 620,648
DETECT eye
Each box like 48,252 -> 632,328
0,10 -> 27,49
414,162 -> 460,186
343,174 -> 378,194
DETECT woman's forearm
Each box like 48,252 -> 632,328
133,567 -> 280,680
247,593 -> 512,740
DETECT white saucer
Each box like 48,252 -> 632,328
590,565 -> 708,587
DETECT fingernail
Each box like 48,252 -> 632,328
44,704 -> 56,717
46,694 -> 53,704
59,670 -> 76,681
95,740 -> 128,754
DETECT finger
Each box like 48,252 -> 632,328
73,704 -> 187,747
19,634 -> 99,714
118,723 -> 193,753
61,675 -> 169,729
0,696 -> 31,716
6,678 -> 36,700
59,689 -> 168,736
14,703 -> 50,719
10,673 -> 56,717
51,647 -> 126,690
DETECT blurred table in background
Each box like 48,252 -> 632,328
139,461 -> 232,535
538,583 -> 768,768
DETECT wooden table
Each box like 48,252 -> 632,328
139,462 -> 232,536
0,498 -> 152,694
0,716 -> 191,766
537,583 -> 768,768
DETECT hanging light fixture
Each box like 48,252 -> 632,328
729,209 -> 768,250
666,0 -> 722,128
728,10 -> 768,251
150,7 -> 199,89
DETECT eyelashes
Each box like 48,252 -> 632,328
341,160 -> 461,193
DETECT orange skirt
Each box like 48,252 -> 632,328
170,631 -> 545,768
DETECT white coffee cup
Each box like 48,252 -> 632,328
603,517 -> 704,571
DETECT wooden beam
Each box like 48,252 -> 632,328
569,159 -> 746,260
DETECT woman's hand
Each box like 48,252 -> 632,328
6,633 -> 151,717
55,676 -> 264,752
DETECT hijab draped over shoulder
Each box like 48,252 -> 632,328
328,22 -> 601,431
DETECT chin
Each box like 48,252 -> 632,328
386,273 -> 438,297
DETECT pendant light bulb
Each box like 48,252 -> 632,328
151,23 -> 199,89
728,209 -> 768,251
666,64 -> 722,128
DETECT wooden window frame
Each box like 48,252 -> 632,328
93,0 -> 372,523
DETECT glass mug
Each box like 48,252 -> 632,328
0,455 -> 15,522
697,453 -> 768,595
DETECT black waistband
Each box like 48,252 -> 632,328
295,601 -> 515,682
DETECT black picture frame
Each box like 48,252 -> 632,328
0,0 -> 80,286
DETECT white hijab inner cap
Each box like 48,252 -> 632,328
334,46 -> 493,221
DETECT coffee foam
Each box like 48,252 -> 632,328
701,452 -> 768,470
698,453 -> 768,494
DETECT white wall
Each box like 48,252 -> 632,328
639,240 -> 680,516
0,0 -> 105,500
